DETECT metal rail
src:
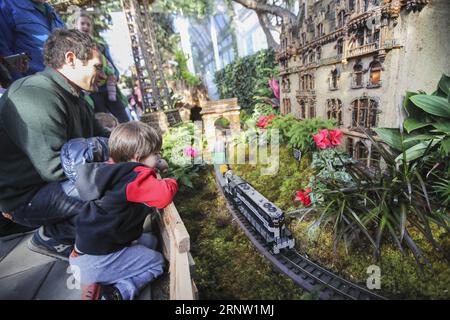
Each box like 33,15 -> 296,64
214,166 -> 386,300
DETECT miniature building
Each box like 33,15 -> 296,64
277,0 -> 450,166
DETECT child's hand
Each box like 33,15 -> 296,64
156,159 -> 169,173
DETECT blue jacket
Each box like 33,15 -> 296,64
0,0 -> 65,79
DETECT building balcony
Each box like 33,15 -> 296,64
366,80 -> 382,89
296,90 -> 316,97
329,81 -> 338,91
346,42 -> 378,59
319,54 -> 342,66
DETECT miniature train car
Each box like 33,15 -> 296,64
223,171 -> 294,254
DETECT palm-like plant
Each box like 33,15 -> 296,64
306,75 -> 450,266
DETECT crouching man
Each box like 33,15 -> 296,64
0,29 -> 109,259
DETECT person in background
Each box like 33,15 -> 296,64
0,0 -> 65,79
72,11 -> 131,123
67,121 -> 178,300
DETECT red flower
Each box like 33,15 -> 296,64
329,128 -> 343,146
294,188 -> 312,206
313,129 -> 331,149
184,146 -> 199,157
256,114 -> 275,129
268,78 -> 280,100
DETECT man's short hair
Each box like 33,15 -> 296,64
109,121 -> 162,163
44,29 -> 97,69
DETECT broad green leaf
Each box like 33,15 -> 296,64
410,95 -> 450,118
403,134 -> 438,143
432,121 -> 450,133
403,91 -> 424,118
441,137 -> 450,155
374,128 -> 403,151
395,139 -> 440,163
438,74 -> 450,97
403,118 -> 431,133
433,88 -> 448,98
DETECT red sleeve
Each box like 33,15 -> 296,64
126,166 -> 179,209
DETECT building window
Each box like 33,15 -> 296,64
316,46 -> 322,61
363,0 -> 369,12
282,77 -> 291,92
368,61 -> 382,87
283,98 -> 292,115
336,38 -> 344,55
349,0 -> 355,12
300,74 -> 314,92
301,32 -> 307,46
357,29 -> 365,46
352,63 -> 364,88
347,138 -> 354,157
317,23 -> 324,37
309,51 -> 315,63
330,67 -> 339,90
337,10 -> 346,28
300,100 -> 306,119
351,98 -> 378,128
355,141 -> 369,161
309,101 -> 316,118
327,99 -> 343,125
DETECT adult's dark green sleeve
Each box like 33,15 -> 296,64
2,86 -> 68,182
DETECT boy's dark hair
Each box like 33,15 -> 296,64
109,121 -> 162,163
44,29 -> 97,69
95,112 -> 119,133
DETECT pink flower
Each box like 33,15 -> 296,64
256,114 -> 275,129
268,78 -> 280,100
313,129 -> 331,150
329,129 -> 343,146
294,188 -> 312,206
184,146 -> 199,158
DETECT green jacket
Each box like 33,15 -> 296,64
0,67 -> 109,212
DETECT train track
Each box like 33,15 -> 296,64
214,166 -> 386,300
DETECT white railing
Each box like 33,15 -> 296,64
347,42 -> 378,58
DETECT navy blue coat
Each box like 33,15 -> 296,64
0,0 -> 65,78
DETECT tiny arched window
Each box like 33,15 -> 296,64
336,38 -> 344,55
352,63 -> 363,88
317,23 -> 324,37
338,10 -> 346,28
368,61 -> 382,87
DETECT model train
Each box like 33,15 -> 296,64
222,170 -> 295,254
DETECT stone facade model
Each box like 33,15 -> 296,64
277,0 -> 450,167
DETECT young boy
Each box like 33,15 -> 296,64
68,121 -> 178,300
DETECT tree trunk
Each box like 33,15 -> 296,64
257,12 -> 280,49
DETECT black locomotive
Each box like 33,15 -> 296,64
222,170 -> 294,254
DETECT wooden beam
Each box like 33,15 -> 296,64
156,174 -> 195,299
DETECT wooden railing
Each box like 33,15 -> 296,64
155,174 -> 196,300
